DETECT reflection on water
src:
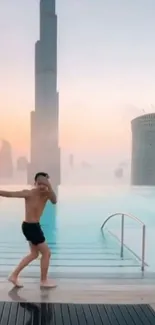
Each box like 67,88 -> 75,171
20,302 -> 54,325
21,303 -> 40,325
8,287 -> 27,302
8,286 -> 51,303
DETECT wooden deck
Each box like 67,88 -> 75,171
1,278 -> 155,324
1,278 -> 155,304
0,302 -> 155,324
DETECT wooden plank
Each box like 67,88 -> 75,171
8,303 -> 18,325
118,305 -> 136,325
104,305 -> 119,325
91,304 -> 106,325
61,304 -> 71,325
82,305 -> 95,325
68,304 -> 79,325
0,302 -> 155,324
16,303 -> 25,325
0,302 -> 5,324
75,304 -> 87,325
124,305 -> 146,325
133,305 -> 152,325
54,304 -> 63,325
47,304 -> 55,324
1,302 -> 12,325
40,304 -> 48,325
112,305 -> 128,325
142,305 -> 155,324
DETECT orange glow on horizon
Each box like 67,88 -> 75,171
0,102 -> 131,157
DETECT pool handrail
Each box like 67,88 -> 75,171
101,213 -> 146,272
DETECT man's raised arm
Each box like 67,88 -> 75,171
0,189 -> 31,198
48,186 -> 57,204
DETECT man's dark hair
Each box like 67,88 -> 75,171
34,172 -> 49,182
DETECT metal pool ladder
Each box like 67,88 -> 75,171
101,213 -> 146,271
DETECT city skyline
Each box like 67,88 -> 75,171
0,0 -> 155,162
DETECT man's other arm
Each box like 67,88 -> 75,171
0,189 -> 32,198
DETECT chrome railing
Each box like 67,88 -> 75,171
101,213 -> 146,271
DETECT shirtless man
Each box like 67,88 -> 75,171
0,172 -> 57,288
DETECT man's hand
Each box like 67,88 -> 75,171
38,176 -> 57,204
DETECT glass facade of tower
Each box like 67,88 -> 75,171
131,113 -> 155,185
28,0 -> 60,189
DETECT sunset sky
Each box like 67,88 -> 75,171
0,0 -> 155,161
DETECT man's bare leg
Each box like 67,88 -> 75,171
8,243 -> 39,287
37,242 -> 56,288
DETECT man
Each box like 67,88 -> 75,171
0,172 -> 57,288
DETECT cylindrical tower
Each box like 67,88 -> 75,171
131,113 -> 155,185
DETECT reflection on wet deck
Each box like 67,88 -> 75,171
0,278 -> 155,304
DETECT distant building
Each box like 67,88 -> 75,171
69,154 -> 74,168
131,113 -> 155,185
81,161 -> 91,169
17,156 -> 28,171
115,167 -> 123,179
0,140 -> 13,178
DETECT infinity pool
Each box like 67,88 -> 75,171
0,185 -> 154,277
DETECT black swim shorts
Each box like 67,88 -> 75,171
22,222 -> 45,245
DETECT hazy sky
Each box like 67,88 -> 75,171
0,0 -> 155,161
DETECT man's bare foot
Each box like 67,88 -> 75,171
40,280 -> 57,288
8,275 -> 23,288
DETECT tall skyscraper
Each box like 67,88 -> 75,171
28,0 -> 60,189
131,113 -> 155,185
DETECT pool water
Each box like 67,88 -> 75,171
0,185 -> 154,278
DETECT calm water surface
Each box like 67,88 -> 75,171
0,185 -> 155,270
